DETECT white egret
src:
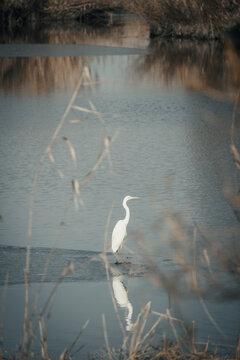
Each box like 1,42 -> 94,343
111,196 -> 139,261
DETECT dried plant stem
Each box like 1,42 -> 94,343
79,130 -> 119,188
133,301 -> 151,354
191,265 -> 227,339
23,72 -> 84,358
191,227 -> 227,338
30,130 -> 118,329
25,93 -> 118,355
0,270 -> 9,356
230,90 -> 240,145
191,320 -> 197,353
151,310 -> 185,325
25,257 -> 94,355
39,316 -> 49,360
35,258 -> 95,337
102,314 -> 113,360
141,316 -> 162,346
64,319 -> 89,358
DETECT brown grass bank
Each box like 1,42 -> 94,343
132,0 -> 240,40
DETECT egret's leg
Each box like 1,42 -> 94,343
114,251 -> 121,264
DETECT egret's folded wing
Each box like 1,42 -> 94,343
112,220 -> 127,252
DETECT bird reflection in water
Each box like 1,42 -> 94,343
112,270 -> 133,331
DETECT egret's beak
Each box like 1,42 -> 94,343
130,196 -> 139,200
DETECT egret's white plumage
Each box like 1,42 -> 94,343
111,196 -> 139,254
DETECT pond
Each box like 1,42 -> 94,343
0,15 -> 239,359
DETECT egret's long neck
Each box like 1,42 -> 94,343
123,201 -> 130,225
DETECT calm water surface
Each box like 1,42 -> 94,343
0,16 -> 239,358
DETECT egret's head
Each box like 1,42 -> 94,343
124,196 -> 139,203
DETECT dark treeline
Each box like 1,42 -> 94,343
133,0 -> 240,39
0,1 -> 240,41
0,0 -> 129,29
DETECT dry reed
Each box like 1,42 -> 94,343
18,64 -> 121,359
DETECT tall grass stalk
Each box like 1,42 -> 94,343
23,71 -> 85,359
21,64 -> 120,358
